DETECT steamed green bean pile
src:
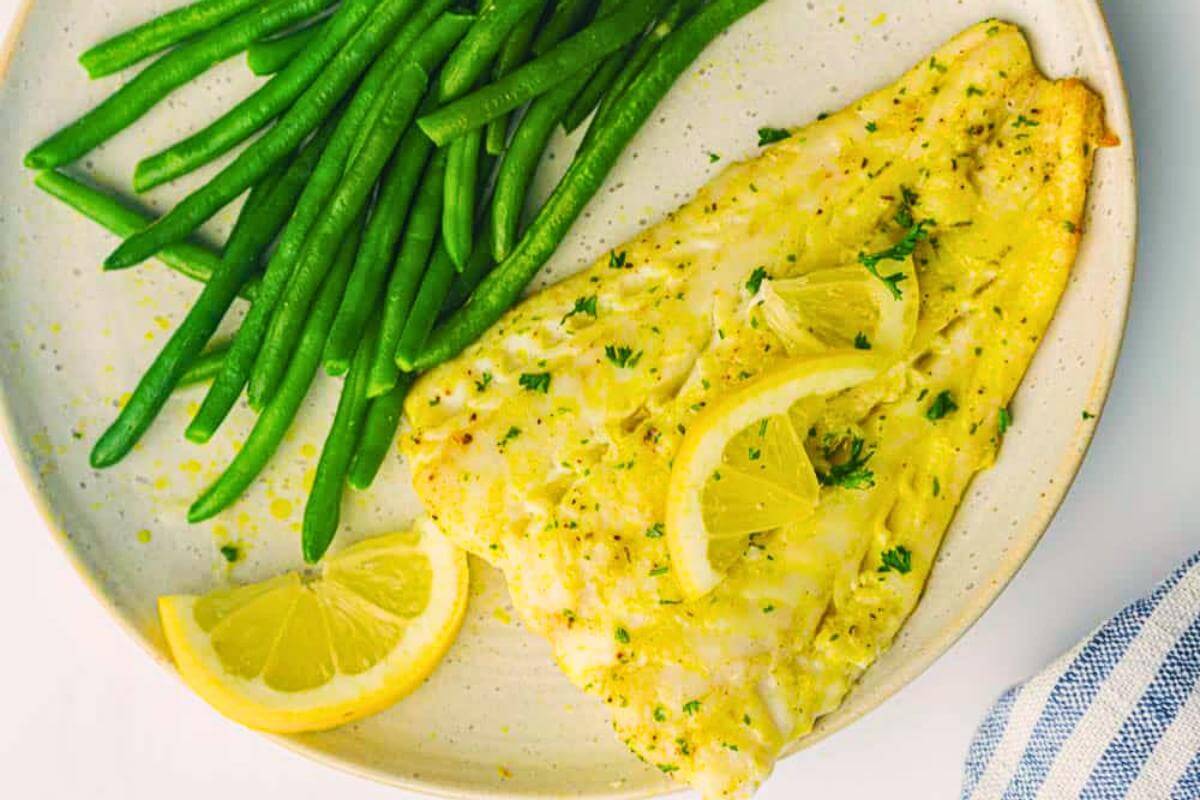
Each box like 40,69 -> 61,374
28,0 -> 767,563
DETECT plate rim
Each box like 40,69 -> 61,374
0,0 -> 1138,797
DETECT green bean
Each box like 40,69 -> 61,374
417,0 -> 666,147
443,241 -> 496,313
79,0 -> 263,79
394,243 -> 462,371
412,0 -> 768,371
368,148 -> 447,397
490,66 -> 595,262
134,0 -> 385,192
302,317 -> 378,563
347,374 -> 413,490
26,0 -> 334,171
560,43 -> 631,133
188,222 -> 364,523
185,118 -> 339,444
246,19 -> 328,76
250,20 -> 470,405
178,343 -> 231,388
324,123 -> 435,376
581,0 -> 701,148
103,1 -> 462,271
31,170 -> 256,297
90,157 -> 299,469
443,128 -> 482,270
531,0 -> 595,56
438,0 -> 545,102
441,237 -> 498,315
485,2 -> 548,155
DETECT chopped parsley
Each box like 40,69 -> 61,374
708,152 -> 721,163
500,426 -> 522,446
654,706 -> 667,722
762,604 -> 776,614
858,219 -> 931,300
854,332 -> 872,350
745,266 -> 769,294
1014,114 -> 1041,128
519,372 -> 551,393
615,627 -> 631,644
609,249 -> 628,269
657,764 -> 679,774
219,544 -> 241,563
966,85 -> 985,97
932,477 -> 941,497
879,545 -> 913,574
929,56 -> 948,73
474,372 -> 493,393
605,345 -> 643,368
925,390 -> 959,421
998,407 -> 1012,435
865,121 -> 878,133
757,126 -> 792,146
645,522 -> 665,539
682,700 -> 701,715
563,295 -> 598,323
817,435 -> 876,490
1082,410 -> 1096,420
748,447 -> 762,461
649,565 -> 670,577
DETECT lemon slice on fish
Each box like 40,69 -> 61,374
756,260 -> 918,356
666,355 -> 884,598
158,522 -> 468,733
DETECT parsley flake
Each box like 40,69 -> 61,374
645,523 -> 665,539
817,436 -> 876,490
519,372 -> 551,393
998,407 -> 1012,435
1014,114 -> 1041,128
500,426 -> 522,446
219,544 -> 240,563
682,700 -> 701,715
858,219 -> 931,299
879,545 -> 913,574
854,332 -> 872,350
745,266 -> 769,294
615,627 -> 631,644
474,372 -> 493,392
563,295 -> 598,323
757,127 -> 792,146
609,250 -> 628,269
649,565 -> 669,577
926,390 -> 958,421
605,345 -> 643,368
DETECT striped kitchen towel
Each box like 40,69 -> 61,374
962,553 -> 1200,799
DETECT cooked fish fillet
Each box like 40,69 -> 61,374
403,20 -> 1109,798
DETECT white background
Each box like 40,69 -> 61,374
1,1 -> 1197,798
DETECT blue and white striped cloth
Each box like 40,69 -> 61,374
963,553 -> 1200,799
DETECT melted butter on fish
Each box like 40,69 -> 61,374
403,21 -> 1110,798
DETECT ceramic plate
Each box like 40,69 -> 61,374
0,0 -> 1135,796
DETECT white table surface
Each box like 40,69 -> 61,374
2,1 -> 1197,797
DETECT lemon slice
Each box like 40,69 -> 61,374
159,522 -> 469,733
757,261 -> 917,356
667,354 -> 884,598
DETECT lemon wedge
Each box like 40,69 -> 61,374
667,354 -> 884,598
757,260 -> 917,356
159,522 -> 469,733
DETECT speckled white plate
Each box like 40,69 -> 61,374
0,0 -> 1134,797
